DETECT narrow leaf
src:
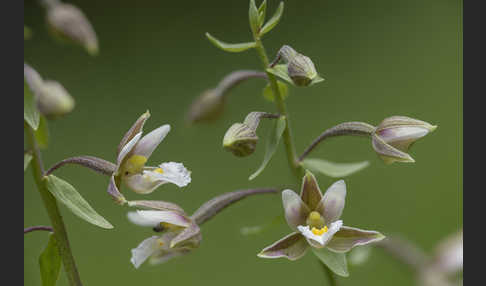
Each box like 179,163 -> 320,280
301,158 -> 369,178
24,79 -> 40,130
258,0 -> 267,27
262,80 -> 288,102
39,233 -> 61,286
44,175 -> 114,229
260,2 -> 284,36
249,0 -> 260,36
35,115 -> 49,149
206,33 -> 257,53
312,247 -> 349,277
249,116 -> 286,180
24,153 -> 33,171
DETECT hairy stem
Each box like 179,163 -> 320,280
215,70 -> 267,96
24,225 -> 54,234
25,123 -> 83,286
253,36 -> 304,181
298,122 -> 375,162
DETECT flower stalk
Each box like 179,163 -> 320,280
25,123 -> 83,286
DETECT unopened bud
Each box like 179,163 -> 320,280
372,116 -> 437,164
46,3 -> 99,55
186,89 -> 225,124
222,112 -> 278,157
270,45 -> 322,86
37,80 -> 75,118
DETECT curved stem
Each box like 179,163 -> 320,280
25,123 -> 83,286
24,225 -> 54,234
298,122 -> 375,162
253,36 -> 304,181
215,70 -> 267,96
44,156 -> 116,177
376,236 -> 428,271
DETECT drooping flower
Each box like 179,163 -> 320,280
258,171 -> 385,276
107,111 -> 191,203
127,209 -> 201,268
372,116 -> 437,164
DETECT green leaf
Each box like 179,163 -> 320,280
301,158 -> 370,178
260,2 -> 284,36
258,0 -> 267,27
24,79 -> 40,130
24,153 -> 33,171
249,0 -> 260,36
44,175 -> 114,229
35,115 -> 49,149
249,116 -> 286,180
312,247 -> 349,277
262,80 -> 288,102
267,64 -> 325,87
205,33 -> 257,53
39,233 -> 61,286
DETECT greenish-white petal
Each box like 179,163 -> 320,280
131,125 -> 170,159
316,180 -> 346,223
282,189 -> 310,230
258,232 -> 308,260
326,226 -> 385,253
312,247 -> 349,277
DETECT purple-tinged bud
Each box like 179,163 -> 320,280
186,89 -> 225,124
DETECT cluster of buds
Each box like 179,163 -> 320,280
223,112 -> 279,157
24,63 -> 75,118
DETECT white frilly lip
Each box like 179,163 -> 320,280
144,162 -> 191,188
297,220 -> 343,247
130,236 -> 161,269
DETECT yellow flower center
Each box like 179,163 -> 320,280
123,155 -> 147,175
154,168 -> 164,174
311,226 -> 329,236
156,238 -> 164,247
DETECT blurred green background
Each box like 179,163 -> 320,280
24,0 -> 462,285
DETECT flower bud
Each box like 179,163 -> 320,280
223,122 -> 258,157
271,45 -> 320,87
37,80 -> 75,118
222,112 -> 278,157
372,116 -> 437,164
46,3 -> 99,55
186,89 -> 225,124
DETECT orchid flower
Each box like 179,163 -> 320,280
107,111 -> 191,202
258,171 -> 385,276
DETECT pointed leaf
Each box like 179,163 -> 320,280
301,158 -> 370,178
39,233 -> 61,286
249,116 -> 286,180
258,0 -> 267,27
44,175 -> 114,229
35,115 -> 49,149
249,0 -> 260,36
24,79 -> 40,130
206,33 -> 257,53
260,2 -> 284,36
312,247 -> 349,277
24,153 -> 33,171
262,80 -> 288,102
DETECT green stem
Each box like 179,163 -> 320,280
318,260 -> 338,286
253,36 -> 304,181
25,123 -> 83,286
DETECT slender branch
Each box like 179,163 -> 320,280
215,70 -> 267,96
24,225 -> 54,234
44,156 -> 116,176
25,123 -> 83,286
298,122 -> 375,162
191,188 -> 278,225
253,34 -> 303,180
318,259 -> 338,286
376,236 -> 429,271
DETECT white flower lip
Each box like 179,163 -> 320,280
297,220 -> 343,246
127,210 -> 191,228
144,162 -> 192,188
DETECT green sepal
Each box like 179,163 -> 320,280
267,64 -> 324,86
206,33 -> 257,53
249,0 -> 260,36
301,158 -> 370,178
249,116 -> 286,180
44,175 -> 114,229
312,247 -> 349,277
257,0 -> 267,27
